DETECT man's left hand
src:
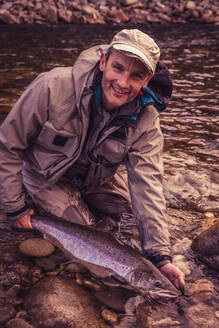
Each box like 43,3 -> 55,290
159,263 -> 185,292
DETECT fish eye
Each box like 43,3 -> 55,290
155,280 -> 162,288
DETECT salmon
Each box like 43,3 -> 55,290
31,215 -> 179,298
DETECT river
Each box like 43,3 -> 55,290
0,23 -> 219,327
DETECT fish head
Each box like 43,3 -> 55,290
126,263 -> 180,299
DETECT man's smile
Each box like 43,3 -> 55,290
111,84 -> 129,96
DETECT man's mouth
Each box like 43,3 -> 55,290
112,85 -> 128,96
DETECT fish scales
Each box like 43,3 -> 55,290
32,215 -> 141,277
31,215 -> 179,298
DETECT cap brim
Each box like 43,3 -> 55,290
112,44 -> 153,74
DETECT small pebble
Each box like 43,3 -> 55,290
101,308 -> 118,324
19,238 -> 55,257
215,311 -> 219,318
204,212 -> 214,218
152,317 -> 180,327
65,262 -> 87,273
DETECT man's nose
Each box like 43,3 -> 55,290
117,72 -> 130,89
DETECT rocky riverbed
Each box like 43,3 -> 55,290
0,190 -> 219,327
0,0 -> 218,25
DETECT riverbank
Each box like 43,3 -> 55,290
0,0 -> 218,25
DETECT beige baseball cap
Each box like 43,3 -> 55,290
109,29 -> 160,75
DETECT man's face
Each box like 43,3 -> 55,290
99,49 -> 151,111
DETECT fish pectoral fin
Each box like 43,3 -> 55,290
101,275 -> 127,287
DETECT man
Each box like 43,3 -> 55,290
0,29 -> 185,289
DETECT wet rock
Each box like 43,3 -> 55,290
14,263 -> 29,277
204,212 -> 215,218
24,276 -> 110,328
95,287 -> 134,312
6,318 -> 34,328
65,262 -> 87,273
151,317 -> 180,327
0,304 -> 16,324
191,222 -> 219,269
186,1 -> 196,10
19,238 -> 55,257
34,257 -> 57,271
29,265 -> 42,278
185,303 -> 217,327
122,0 -> 139,5
46,6 -> 58,24
7,284 -> 21,298
188,279 -> 214,302
110,8 -> 129,23
75,273 -> 101,291
101,308 -> 118,325
58,8 -> 73,23
1,270 -> 21,286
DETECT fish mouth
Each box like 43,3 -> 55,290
149,289 -> 179,299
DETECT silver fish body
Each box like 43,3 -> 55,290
31,215 -> 179,298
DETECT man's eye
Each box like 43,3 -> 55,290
133,74 -> 143,80
113,65 -> 122,71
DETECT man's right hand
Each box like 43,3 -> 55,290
13,209 -> 34,229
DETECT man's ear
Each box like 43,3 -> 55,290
99,53 -> 106,72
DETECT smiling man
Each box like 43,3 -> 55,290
0,29 -> 185,289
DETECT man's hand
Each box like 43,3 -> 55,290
159,263 -> 185,292
13,209 -> 34,229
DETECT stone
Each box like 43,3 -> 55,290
6,318 -> 34,328
101,308 -> 118,325
202,10 -> 213,20
24,276 -> 110,328
185,303 -> 217,327
110,8 -> 129,23
95,288 -> 131,312
204,212 -> 215,218
46,6 -> 58,24
186,1 -> 196,10
157,13 -> 171,22
15,263 -> 29,277
0,9 -> 20,24
58,8 -> 73,23
122,0 -> 138,5
151,317 -> 180,327
215,311 -> 219,318
0,304 -> 16,324
146,13 -> 161,23
65,262 -> 87,273
34,257 -> 57,271
7,284 -> 21,298
29,266 -> 42,278
19,238 -> 55,257
188,279 -> 214,302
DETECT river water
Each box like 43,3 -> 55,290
0,23 -> 219,327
